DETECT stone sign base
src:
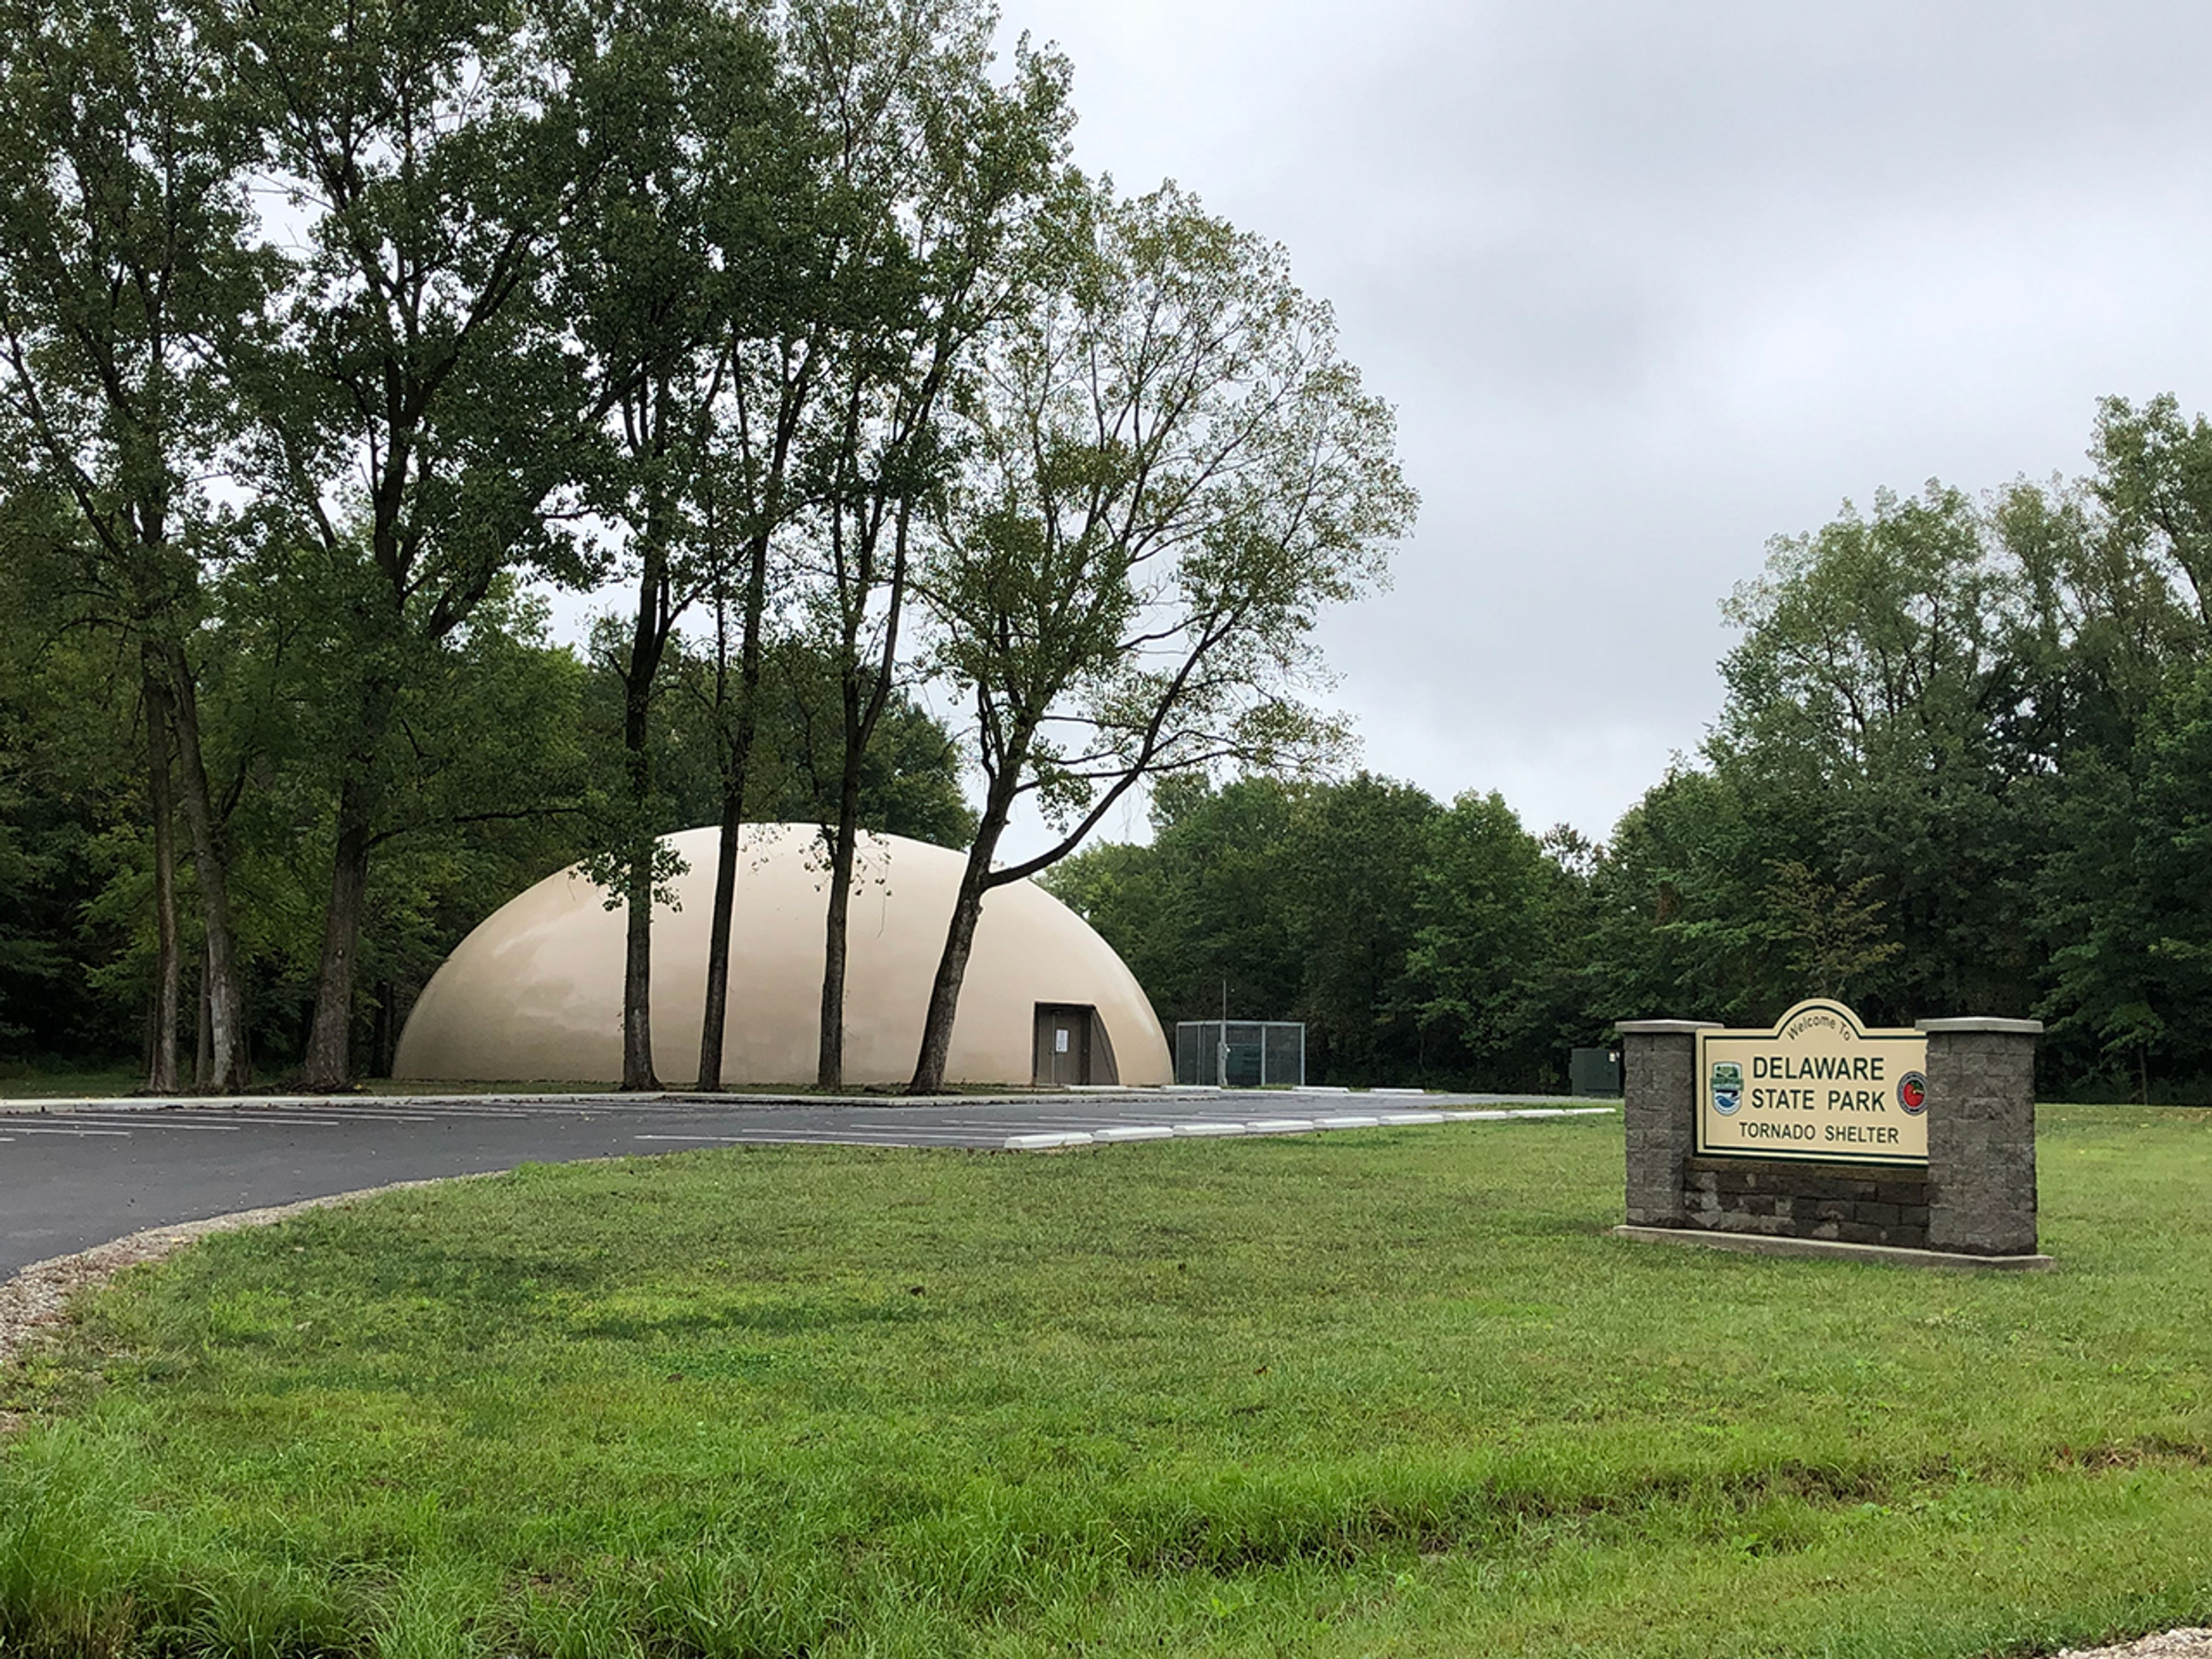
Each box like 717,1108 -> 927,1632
1616,1012 -> 2047,1264
1684,1155 -> 1930,1248
1613,1225 -> 2055,1271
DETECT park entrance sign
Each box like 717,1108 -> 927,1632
1696,999 -> 1926,1166
1616,1005 -> 2050,1266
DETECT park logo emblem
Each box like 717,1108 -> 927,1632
1896,1070 -> 1928,1115
1709,1059 -> 1744,1115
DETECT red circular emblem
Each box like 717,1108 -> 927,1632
1897,1071 -> 1927,1114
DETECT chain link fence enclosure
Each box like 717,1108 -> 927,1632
1173,1021 -> 1306,1087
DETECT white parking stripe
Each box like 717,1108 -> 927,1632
208,1118 -> 362,1128
4,1126 -> 130,1136
42,1115 -> 241,1132
196,1114 -> 443,1127
52,1123 -> 241,1141
233,1118 -> 362,1127
387,1110 -> 561,1120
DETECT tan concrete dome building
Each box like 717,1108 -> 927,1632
392,824 -> 1171,1088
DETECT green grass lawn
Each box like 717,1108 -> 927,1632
0,1063 -> 144,1100
3,1107 -> 2210,1658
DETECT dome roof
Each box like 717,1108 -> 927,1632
391,824 -> 1171,1088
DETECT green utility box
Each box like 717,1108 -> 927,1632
1569,1046 -> 1622,1097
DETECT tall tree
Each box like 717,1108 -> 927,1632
562,0 -> 783,1090
1403,789 -> 1555,1086
2025,397 -> 2212,1091
2090,393 -> 2212,640
1711,485 -> 2032,1022
908,182 -> 1415,1092
683,0 -> 902,1094
786,0 -> 1075,1089
1279,774 -> 1436,1082
229,0 -> 623,1088
0,0 -> 264,1088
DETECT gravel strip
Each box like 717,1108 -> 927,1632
0,1176 -> 472,1432
2055,1633 -> 2212,1659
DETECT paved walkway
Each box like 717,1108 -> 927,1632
0,1090 -> 1615,1275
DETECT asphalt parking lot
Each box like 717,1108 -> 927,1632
0,1090 -> 1615,1275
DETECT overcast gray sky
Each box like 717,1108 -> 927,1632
982,0 -> 2212,845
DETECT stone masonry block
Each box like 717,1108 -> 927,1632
1619,1021 -> 1715,1230
1922,1019 -> 2041,1256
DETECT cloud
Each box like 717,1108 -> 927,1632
994,0 -> 2212,843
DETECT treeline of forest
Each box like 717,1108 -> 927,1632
0,0 -> 1410,1090
9,1 -> 2211,1102
1048,395 -> 2212,1101
0,599 -> 976,1077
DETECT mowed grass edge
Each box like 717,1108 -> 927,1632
2,1107 -> 2209,1657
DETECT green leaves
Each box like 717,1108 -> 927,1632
1048,774 -> 1576,1089
925,181 -> 1415,870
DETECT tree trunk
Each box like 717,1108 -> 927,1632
814,507 -> 912,1089
815,806 -> 861,1090
908,838 -> 1003,1095
909,792 -> 1016,1094
301,661 -> 406,1092
622,838 -> 659,1089
142,652 -> 181,1094
815,662 -> 876,1090
617,372 -> 683,1092
300,791 -> 373,1091
162,640 -> 248,1093
195,937 -> 213,1089
696,534 -> 771,1091
696,785 -> 744,1092
373,979 -> 397,1077
620,632 -> 662,1093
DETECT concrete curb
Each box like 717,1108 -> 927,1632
999,1105 -> 1618,1150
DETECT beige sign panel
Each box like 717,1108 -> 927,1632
1695,999 -> 1927,1166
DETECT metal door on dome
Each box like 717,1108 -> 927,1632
1033,1003 -> 1093,1086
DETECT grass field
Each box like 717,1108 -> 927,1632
2,1107 -> 2209,1657
0,1063 -> 143,1100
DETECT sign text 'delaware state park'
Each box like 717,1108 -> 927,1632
1696,999 -> 1928,1166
